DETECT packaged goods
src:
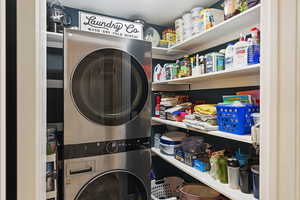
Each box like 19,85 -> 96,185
183,13 -> 193,40
222,95 -> 253,104
175,18 -> 184,43
178,56 -> 191,78
205,52 -> 225,73
247,0 -> 260,8
159,40 -> 169,48
191,7 -> 204,34
162,28 -> 176,43
233,34 -> 249,68
159,131 -> 187,155
170,63 -> 178,80
225,43 -> 235,69
194,104 -> 216,115
224,0 -> 241,20
200,8 -> 224,31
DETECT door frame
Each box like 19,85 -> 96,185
14,0 -> 300,199
260,0 -> 300,199
17,0 -> 46,199
0,0 -> 6,199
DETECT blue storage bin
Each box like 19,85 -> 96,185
216,104 -> 259,135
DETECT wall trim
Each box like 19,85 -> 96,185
261,0 -> 300,199
17,0 -> 46,199
0,0 -> 5,199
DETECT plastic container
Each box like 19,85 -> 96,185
224,0 -> 241,20
205,52 -> 225,73
175,18 -> 184,43
239,165 -> 252,194
225,43 -> 235,69
251,165 -> 260,199
200,8 -> 224,31
151,176 -> 184,200
160,132 -> 187,155
227,158 -> 240,189
181,136 -> 204,153
191,7 -> 204,35
216,104 -> 259,135
252,113 -> 260,125
153,64 -> 162,82
233,34 -> 250,68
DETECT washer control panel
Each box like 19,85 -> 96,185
64,137 -> 151,159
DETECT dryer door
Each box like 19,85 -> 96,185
71,48 -> 149,126
75,171 -> 148,200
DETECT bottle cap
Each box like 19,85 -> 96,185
227,158 -> 240,167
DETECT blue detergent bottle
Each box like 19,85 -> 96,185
247,27 -> 260,65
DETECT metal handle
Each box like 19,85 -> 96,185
70,167 -> 92,175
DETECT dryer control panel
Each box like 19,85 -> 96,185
64,137 -> 150,159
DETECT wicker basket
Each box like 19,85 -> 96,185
151,176 -> 184,200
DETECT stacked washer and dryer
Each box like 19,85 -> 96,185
63,29 -> 152,200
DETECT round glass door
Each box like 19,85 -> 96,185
75,171 -> 148,200
71,48 -> 148,126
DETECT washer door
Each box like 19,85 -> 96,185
71,48 -> 148,126
75,171 -> 148,200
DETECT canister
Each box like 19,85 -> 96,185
251,165 -> 260,199
175,18 -> 184,43
191,7 -> 204,34
239,165 -> 252,194
227,158 -> 240,189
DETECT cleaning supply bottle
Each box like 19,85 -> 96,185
225,43 -> 235,69
153,64 -> 162,82
192,54 -> 201,76
247,27 -> 260,65
233,34 -> 249,68
155,95 -> 161,117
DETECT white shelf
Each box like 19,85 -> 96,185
151,148 -> 254,200
152,47 -> 187,60
153,64 -> 259,86
152,117 -> 252,144
47,154 -> 56,163
47,79 -> 63,89
46,191 -> 57,199
169,4 -> 261,54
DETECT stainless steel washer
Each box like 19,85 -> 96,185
64,139 -> 151,200
64,29 -> 152,145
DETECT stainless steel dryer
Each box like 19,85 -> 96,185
64,29 -> 152,145
63,29 -> 152,200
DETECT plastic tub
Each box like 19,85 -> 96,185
181,136 -> 204,153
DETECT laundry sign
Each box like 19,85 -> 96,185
79,12 -> 143,40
